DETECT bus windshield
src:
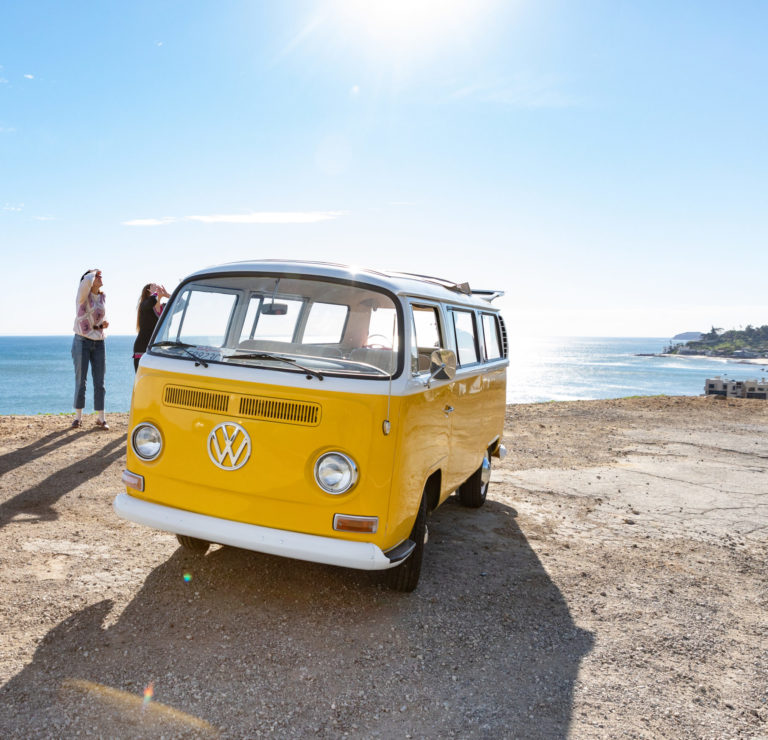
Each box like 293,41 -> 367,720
150,275 -> 401,378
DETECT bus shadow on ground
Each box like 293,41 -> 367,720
0,497 -> 593,739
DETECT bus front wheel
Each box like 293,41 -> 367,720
387,493 -> 427,592
176,534 -> 210,555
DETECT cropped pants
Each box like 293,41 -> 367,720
72,335 -> 106,411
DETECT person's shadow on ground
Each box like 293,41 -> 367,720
0,436 -> 124,530
0,497 -> 593,739
0,427 -> 77,475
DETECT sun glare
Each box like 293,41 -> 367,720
332,0 -> 492,54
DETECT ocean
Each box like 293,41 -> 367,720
0,335 -> 765,415
505,336 -> 767,404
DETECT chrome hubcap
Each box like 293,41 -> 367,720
480,454 -> 491,488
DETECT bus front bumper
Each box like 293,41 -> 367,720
113,493 -> 399,571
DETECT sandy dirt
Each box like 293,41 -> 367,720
0,396 -> 766,738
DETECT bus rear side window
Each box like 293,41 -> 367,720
481,313 -> 502,360
451,310 -> 478,366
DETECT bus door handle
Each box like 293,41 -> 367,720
443,405 -> 455,416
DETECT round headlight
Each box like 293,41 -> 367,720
314,452 -> 358,494
132,423 -> 163,460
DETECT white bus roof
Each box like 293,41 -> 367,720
187,260 -> 504,309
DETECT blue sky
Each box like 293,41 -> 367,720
1,0 -> 766,336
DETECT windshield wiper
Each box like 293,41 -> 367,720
227,352 -> 323,381
150,340 -> 209,368
340,360 -> 391,377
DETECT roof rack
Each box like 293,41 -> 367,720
385,271 -> 472,295
214,261 -> 503,300
471,289 -> 505,302
252,262 -> 472,294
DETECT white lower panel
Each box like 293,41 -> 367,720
113,493 -> 396,571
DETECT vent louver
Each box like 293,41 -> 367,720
164,385 -> 229,413
238,395 -> 321,426
498,314 -> 509,358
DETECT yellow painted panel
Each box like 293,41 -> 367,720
128,366 -> 402,550
127,362 -> 506,555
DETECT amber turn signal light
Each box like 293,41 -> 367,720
333,514 -> 378,533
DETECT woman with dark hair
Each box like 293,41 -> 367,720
133,282 -> 170,371
71,269 -> 109,429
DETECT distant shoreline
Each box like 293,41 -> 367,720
644,353 -> 768,367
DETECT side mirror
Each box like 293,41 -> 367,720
426,349 -> 457,387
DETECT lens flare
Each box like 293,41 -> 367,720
60,678 -> 218,733
143,681 -> 154,707
183,572 -> 192,582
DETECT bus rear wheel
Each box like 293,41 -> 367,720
458,450 -> 491,508
387,493 -> 427,592
176,534 -> 210,555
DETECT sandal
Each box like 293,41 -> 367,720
70,419 -> 82,429
95,419 -> 110,431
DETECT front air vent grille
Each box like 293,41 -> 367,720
164,385 -> 229,413
238,395 -> 321,426
162,385 -> 320,425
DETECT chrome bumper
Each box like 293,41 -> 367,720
113,493 -> 399,571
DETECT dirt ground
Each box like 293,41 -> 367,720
0,396 -> 766,739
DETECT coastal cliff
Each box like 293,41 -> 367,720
667,325 -> 768,359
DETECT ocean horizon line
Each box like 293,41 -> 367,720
1,336 -> 760,415
0,333 -> 676,340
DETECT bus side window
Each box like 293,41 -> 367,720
451,309 -> 479,366
481,313 -> 502,360
410,305 -> 443,375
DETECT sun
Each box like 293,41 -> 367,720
331,0 -> 493,55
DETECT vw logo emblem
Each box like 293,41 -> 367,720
207,422 -> 251,470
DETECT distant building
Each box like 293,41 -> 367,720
745,381 -> 768,400
705,377 -> 744,397
705,376 -> 768,399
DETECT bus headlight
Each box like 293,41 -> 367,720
132,423 -> 163,460
314,452 -> 358,494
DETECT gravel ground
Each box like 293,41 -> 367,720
0,396 -> 766,739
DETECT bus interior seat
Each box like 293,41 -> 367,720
349,348 -> 395,373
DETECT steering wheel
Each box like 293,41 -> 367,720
363,334 -> 392,350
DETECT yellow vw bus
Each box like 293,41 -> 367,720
115,261 -> 508,591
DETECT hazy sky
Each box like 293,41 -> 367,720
1,1 -> 766,337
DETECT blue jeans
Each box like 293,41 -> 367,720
72,335 -> 106,411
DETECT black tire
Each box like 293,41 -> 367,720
458,450 -> 491,508
387,493 -> 427,592
176,534 -> 210,555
